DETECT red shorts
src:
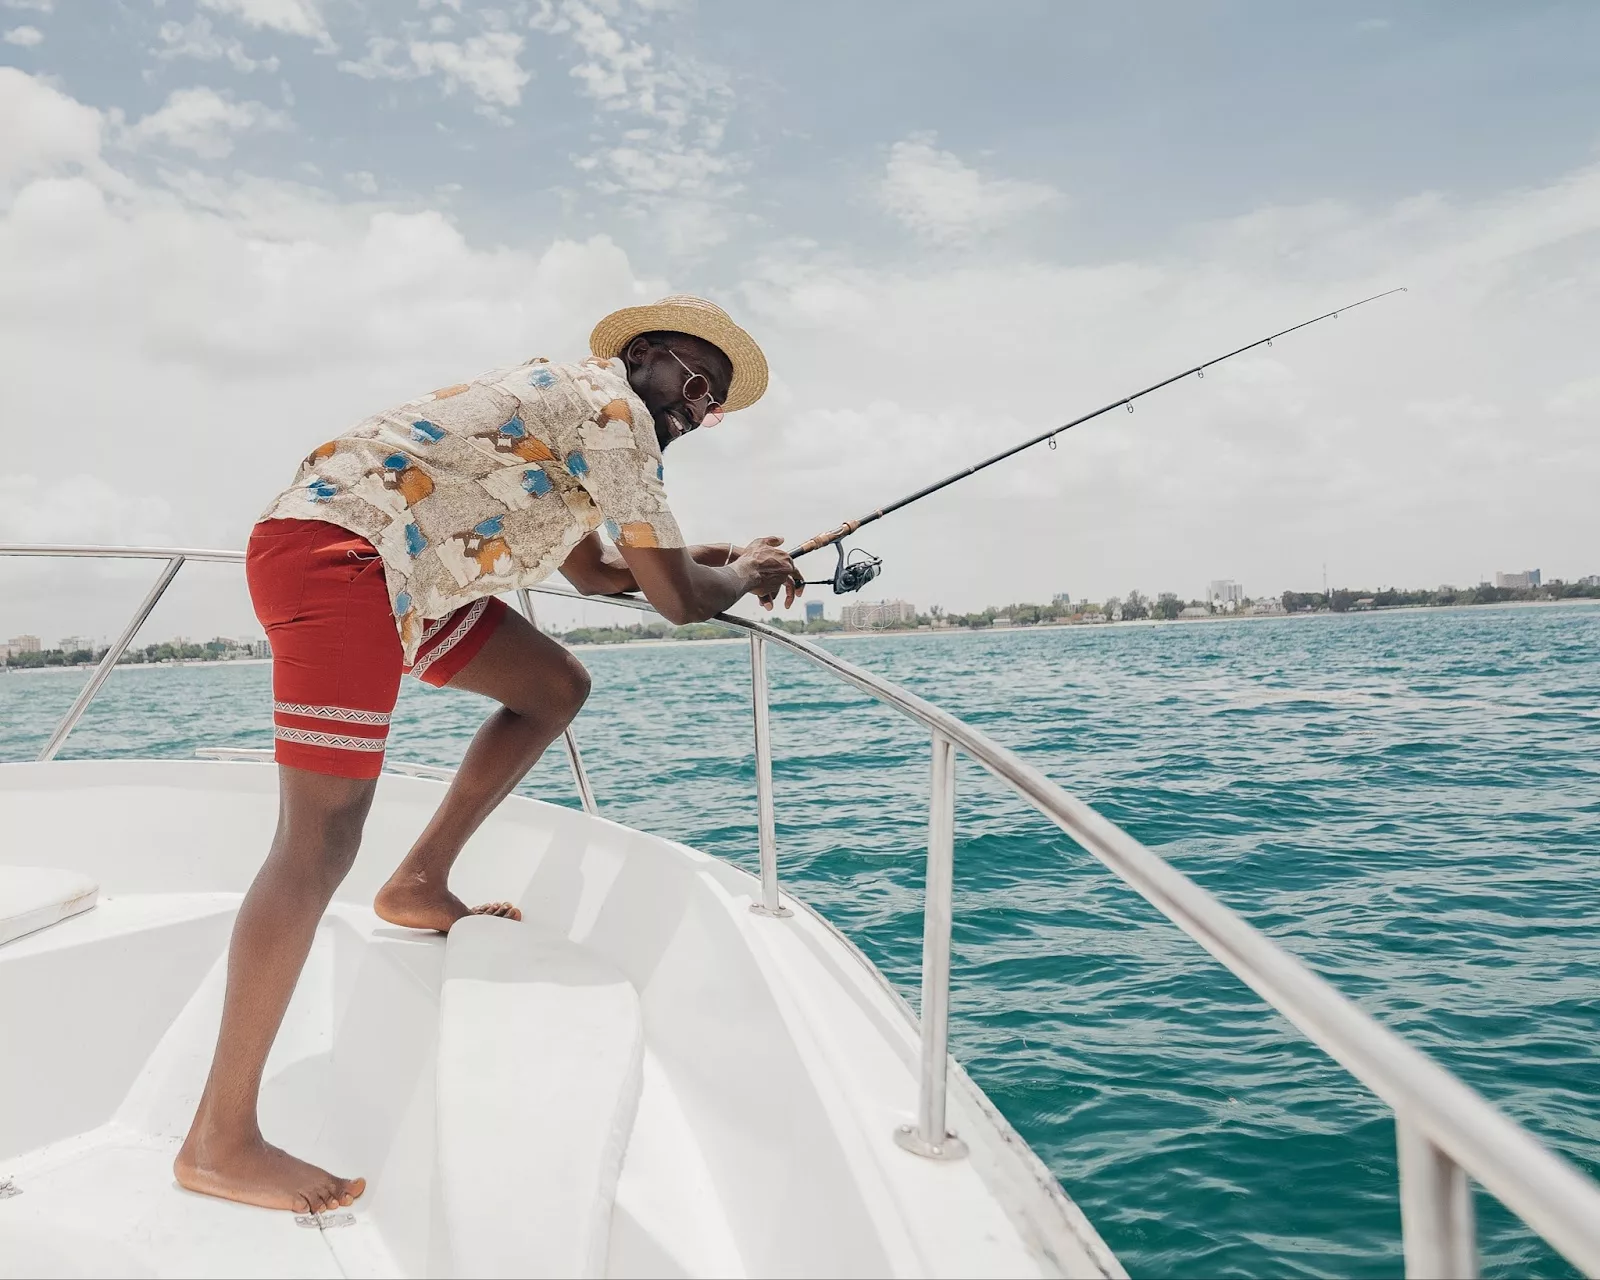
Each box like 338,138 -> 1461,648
246,519 -> 507,779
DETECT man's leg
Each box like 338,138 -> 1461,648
375,607 -> 590,933
175,768 -> 374,1212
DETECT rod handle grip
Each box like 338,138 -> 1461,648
791,520 -> 860,557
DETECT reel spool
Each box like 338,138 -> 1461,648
827,541 -> 882,595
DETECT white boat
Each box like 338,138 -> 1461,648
2,543 -> 1599,1280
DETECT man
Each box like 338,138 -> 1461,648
175,295 -> 800,1214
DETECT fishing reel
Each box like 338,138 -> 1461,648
804,541 -> 882,595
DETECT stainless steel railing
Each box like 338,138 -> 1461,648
0,546 -> 599,805
6,542 -> 1600,1278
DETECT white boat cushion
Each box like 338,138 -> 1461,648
0,866 -> 98,947
435,916 -> 644,1279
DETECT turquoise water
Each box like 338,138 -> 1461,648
4,604 -> 1598,1277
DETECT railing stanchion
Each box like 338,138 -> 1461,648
748,633 -> 790,918
1398,1119 -> 1478,1279
37,555 -> 185,762
516,587 -> 598,815
895,730 -> 967,1159
561,727 -> 598,816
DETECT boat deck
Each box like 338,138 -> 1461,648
3,896 -> 744,1278
0,761 -> 1119,1279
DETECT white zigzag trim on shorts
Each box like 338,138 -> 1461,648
273,701 -> 392,726
275,726 -> 387,752
410,597 -> 490,681
420,614 -> 451,643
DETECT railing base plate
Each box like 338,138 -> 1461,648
893,1124 -> 968,1161
749,902 -> 793,919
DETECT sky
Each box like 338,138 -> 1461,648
2,0 -> 1599,644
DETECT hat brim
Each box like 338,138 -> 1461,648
589,302 -> 768,413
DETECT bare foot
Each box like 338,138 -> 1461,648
175,1130 -> 364,1214
374,874 -> 521,933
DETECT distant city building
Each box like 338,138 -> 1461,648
58,636 -> 90,654
1178,606 -> 1209,619
1579,575 -> 1600,588
8,635 -> 41,654
1052,592 -> 1072,607
251,639 -> 272,659
1207,580 -> 1244,611
804,600 -> 824,623
1495,569 -> 1541,589
1246,598 -> 1286,616
839,599 -> 916,629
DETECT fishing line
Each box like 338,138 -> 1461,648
781,287 -> 1407,597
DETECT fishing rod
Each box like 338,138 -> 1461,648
788,287 -> 1408,596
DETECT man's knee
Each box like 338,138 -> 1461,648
499,646 -> 588,726
508,650 -> 588,724
552,653 -> 591,723
277,773 -> 376,879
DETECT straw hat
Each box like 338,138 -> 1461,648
589,294 -> 769,413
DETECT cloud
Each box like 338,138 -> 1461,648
0,474 -> 175,547
409,31 -> 530,109
155,16 -> 281,74
878,133 -> 1062,244
0,66 -> 107,187
4,24 -> 41,45
120,86 -> 291,160
533,0 -> 740,252
198,0 -> 331,46
338,30 -> 530,112
1,0 -> 53,11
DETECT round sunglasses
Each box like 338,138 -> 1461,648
667,349 -> 725,427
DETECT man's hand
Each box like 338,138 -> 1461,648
738,536 -> 803,610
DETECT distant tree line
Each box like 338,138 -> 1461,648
2,638 -> 253,668
555,617 -> 846,646
1282,581 -> 1600,613
2,646 -> 102,669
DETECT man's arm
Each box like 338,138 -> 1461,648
619,538 -> 799,624
559,533 -> 759,598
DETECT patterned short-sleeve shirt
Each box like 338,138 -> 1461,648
260,355 -> 683,663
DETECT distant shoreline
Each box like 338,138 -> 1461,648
6,599 -> 1593,670
565,596 -> 1600,650
1,657 -> 273,676
822,595 -> 1600,640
